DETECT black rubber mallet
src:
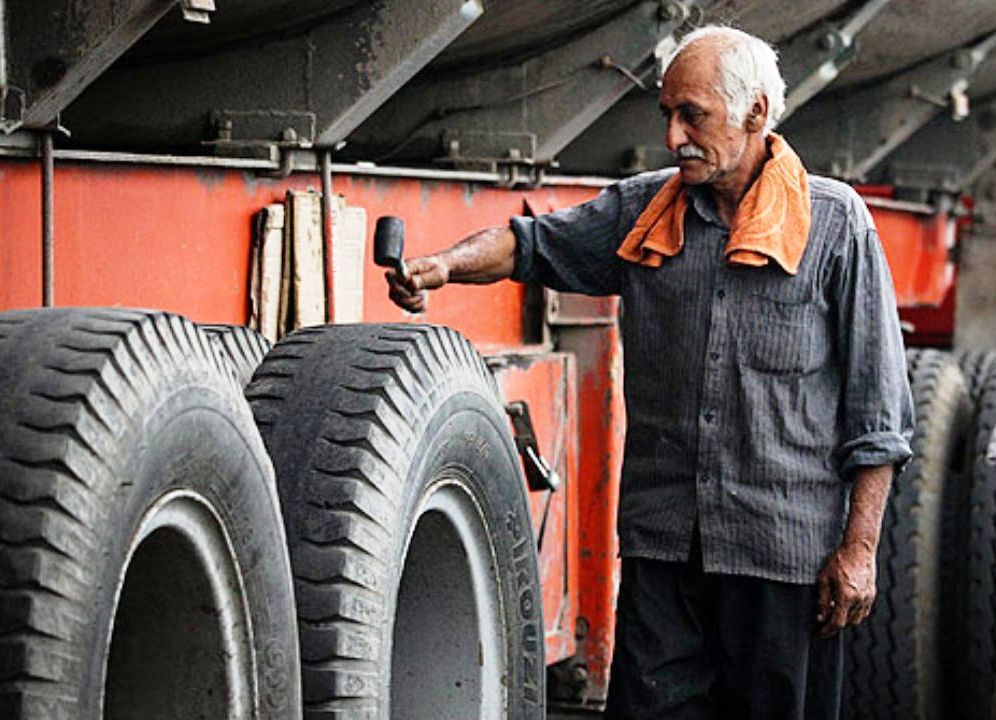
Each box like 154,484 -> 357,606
373,216 -> 409,282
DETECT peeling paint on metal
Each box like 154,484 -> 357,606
463,181 -> 479,206
194,166 -> 226,191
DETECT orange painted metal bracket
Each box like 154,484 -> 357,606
552,317 -> 625,706
490,350 -> 580,667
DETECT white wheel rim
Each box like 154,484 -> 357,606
391,479 -> 507,719
101,490 -> 255,719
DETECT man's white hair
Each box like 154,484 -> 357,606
663,25 -> 786,135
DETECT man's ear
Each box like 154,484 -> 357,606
745,95 -> 769,133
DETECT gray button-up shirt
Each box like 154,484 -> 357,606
510,170 -> 914,584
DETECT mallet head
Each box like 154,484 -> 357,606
373,216 -> 407,278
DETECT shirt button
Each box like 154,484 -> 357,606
703,411 -> 715,424
701,474 -> 711,484
709,352 -> 719,361
717,289 -> 726,299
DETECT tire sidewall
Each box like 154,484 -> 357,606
78,382 -> 297,719
385,389 -> 544,719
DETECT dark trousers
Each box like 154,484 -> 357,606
604,538 -> 843,720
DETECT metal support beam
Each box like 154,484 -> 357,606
782,32 -> 996,181
64,0 -> 484,152
556,2 -> 885,177
344,0 -> 696,183
868,97 -> 996,223
779,0 -> 892,121
1,0 -> 177,134
870,99 -> 996,200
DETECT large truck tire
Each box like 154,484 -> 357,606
246,323 -> 545,719
201,323 -> 272,388
949,367 -> 996,719
0,308 -> 301,720
956,349 -> 996,399
844,349 -> 970,720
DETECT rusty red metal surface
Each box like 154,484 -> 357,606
2,162 -> 952,317
0,160 -> 597,342
555,321 -> 626,705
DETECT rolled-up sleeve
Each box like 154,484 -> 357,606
831,206 -> 915,476
510,183 -> 627,296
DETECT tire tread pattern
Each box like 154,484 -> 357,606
956,350 -> 996,400
201,324 -> 272,389
844,348 -> 970,720
248,323 -> 504,718
0,308 -> 237,719
950,363 -> 996,719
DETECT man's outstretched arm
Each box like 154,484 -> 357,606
815,464 -> 892,638
385,226 -> 517,313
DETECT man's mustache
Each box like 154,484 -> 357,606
677,144 -> 706,159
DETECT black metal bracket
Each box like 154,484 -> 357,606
505,400 -> 560,492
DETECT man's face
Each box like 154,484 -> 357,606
659,45 -> 751,187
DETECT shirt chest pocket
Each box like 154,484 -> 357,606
736,294 -> 816,374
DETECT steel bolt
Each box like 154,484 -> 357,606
818,32 -> 838,52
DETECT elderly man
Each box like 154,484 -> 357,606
385,26 -> 913,720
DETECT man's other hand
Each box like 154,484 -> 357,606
815,540 -> 877,638
385,255 -> 449,314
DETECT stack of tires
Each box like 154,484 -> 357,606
0,308 -> 544,719
844,347 -> 996,720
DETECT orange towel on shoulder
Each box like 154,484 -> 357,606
616,133 -> 811,275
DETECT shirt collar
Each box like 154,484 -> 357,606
685,183 -> 727,229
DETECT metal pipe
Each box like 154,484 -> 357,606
53,148 -> 280,170
0,0 -> 7,93
41,131 -> 54,307
321,150 -> 333,240
320,150 -> 333,322
24,146 -> 614,189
